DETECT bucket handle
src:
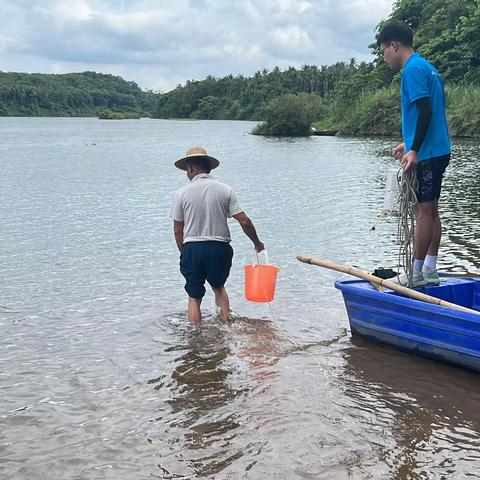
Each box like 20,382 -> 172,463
253,248 -> 270,266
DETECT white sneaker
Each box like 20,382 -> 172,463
390,270 -> 427,288
422,266 -> 440,285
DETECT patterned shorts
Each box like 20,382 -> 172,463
416,154 -> 450,203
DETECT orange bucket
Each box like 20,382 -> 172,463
244,264 -> 280,302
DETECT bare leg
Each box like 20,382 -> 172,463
414,201 -> 435,261
212,286 -> 230,321
427,199 -> 442,256
188,297 -> 202,322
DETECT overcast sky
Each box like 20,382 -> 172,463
0,0 -> 394,92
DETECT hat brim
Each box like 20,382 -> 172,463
174,154 -> 220,171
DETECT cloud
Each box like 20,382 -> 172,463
0,0 -> 394,90
0,34 -> 14,51
53,0 -> 93,21
271,25 -> 313,53
273,0 -> 312,14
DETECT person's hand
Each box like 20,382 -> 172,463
254,242 -> 265,253
393,142 -> 406,160
402,150 -> 418,172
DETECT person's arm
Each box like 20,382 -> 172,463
411,97 -> 432,153
173,220 -> 184,252
233,212 -> 264,252
402,97 -> 432,172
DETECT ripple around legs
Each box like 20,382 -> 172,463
1,118 -> 479,479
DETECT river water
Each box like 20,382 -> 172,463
1,118 -> 480,479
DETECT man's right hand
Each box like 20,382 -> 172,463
255,242 -> 265,253
393,143 -> 406,160
233,212 -> 264,253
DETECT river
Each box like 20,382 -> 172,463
1,117 -> 480,479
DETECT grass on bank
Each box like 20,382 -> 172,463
446,84 -> 480,137
313,84 -> 480,138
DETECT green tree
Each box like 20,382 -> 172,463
0,71 -> 155,117
252,93 -> 324,136
381,0 -> 480,83
197,95 -> 223,119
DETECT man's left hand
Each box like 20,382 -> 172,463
402,150 -> 418,172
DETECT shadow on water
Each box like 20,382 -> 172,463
148,311 -> 295,478
341,337 -> 480,479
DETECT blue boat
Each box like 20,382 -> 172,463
335,277 -> 480,372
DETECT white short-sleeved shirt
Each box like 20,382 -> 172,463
170,173 -> 243,243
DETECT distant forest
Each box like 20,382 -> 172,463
1,0 -> 479,136
0,71 -> 156,117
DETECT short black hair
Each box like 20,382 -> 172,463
377,22 -> 413,48
186,157 -> 211,173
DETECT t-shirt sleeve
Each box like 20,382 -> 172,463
404,65 -> 430,103
170,191 -> 184,221
227,190 -> 243,217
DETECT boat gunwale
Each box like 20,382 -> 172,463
335,277 -> 480,321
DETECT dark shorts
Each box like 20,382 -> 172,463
416,154 -> 450,203
180,241 -> 233,299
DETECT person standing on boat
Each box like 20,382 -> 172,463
170,147 -> 265,322
377,22 -> 451,287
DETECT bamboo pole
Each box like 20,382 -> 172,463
297,255 -> 480,316
440,272 -> 480,279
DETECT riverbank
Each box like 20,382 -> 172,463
98,110 -> 141,119
313,84 -> 480,138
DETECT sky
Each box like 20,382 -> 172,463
0,0 -> 394,92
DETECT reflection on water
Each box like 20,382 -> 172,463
166,324 -> 242,476
148,313 -> 287,478
1,118 -> 479,479
342,337 -> 480,479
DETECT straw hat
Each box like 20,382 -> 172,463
174,146 -> 220,171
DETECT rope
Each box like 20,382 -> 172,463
370,165 -> 418,287
396,166 -> 418,288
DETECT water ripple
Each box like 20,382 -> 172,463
1,118 -> 479,479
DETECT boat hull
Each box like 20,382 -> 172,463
335,277 -> 480,372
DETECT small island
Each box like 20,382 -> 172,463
251,93 -> 324,137
98,110 -> 142,120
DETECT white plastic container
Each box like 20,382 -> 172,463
383,167 -> 400,213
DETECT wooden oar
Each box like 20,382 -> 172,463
297,255 -> 480,316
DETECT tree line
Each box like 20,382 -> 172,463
0,71 -> 156,117
1,0 -> 479,136
154,62 -> 367,121
155,0 -> 480,136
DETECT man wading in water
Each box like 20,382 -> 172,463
378,22 -> 451,287
170,147 -> 265,322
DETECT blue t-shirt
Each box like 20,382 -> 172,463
401,53 -> 451,160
